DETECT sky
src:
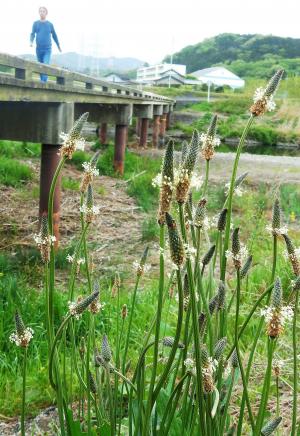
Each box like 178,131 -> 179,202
1,0 -> 300,64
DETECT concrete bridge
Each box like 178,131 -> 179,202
0,53 -> 175,240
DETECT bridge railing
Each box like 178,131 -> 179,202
0,53 -> 172,103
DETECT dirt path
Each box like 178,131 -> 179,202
0,161 -> 149,281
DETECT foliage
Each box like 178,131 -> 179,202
0,157 -> 33,187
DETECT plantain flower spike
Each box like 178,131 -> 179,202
158,141 -> 174,225
201,346 -> 217,393
194,198 -> 207,228
240,255 -> 253,279
213,337 -> 227,361
34,215 -> 56,263
162,336 -> 185,349
60,112 -> 89,159
261,277 -> 293,339
231,348 -> 239,369
80,184 -> 100,223
217,281 -> 226,310
217,208 -> 228,232
183,273 -> 190,312
101,334 -> 112,362
250,70 -> 284,117
202,245 -> 216,270
68,290 -> 100,319
88,371 -> 97,394
10,310 -> 34,348
283,234 -> 300,276
181,140 -> 189,164
176,130 -> 200,204
200,114 -> 220,161
165,213 -> 185,267
261,417 -> 282,436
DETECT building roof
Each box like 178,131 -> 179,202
191,66 -> 243,81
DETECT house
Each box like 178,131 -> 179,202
190,67 -> 245,89
136,63 -> 187,84
104,73 -> 127,83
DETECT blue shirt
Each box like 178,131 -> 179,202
30,20 -> 60,50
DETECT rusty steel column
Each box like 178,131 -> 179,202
166,112 -> 171,130
152,115 -> 160,148
99,123 -> 107,144
114,124 -> 128,175
139,118 -> 149,148
39,144 -> 61,246
136,118 -> 141,137
159,115 -> 167,147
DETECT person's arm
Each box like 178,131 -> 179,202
30,22 -> 36,46
51,23 -> 61,51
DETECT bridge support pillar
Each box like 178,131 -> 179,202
153,105 -> 163,148
99,123 -> 107,144
114,125 -> 128,175
136,118 -> 141,137
166,111 -> 171,130
139,118 -> 149,148
39,144 -> 61,247
159,115 -> 167,147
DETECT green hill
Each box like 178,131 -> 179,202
164,33 -> 300,77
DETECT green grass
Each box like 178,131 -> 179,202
141,216 -> 159,241
62,176 -> 80,191
0,140 -> 40,158
0,157 -> 33,187
66,150 -> 91,170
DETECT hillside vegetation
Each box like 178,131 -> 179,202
164,33 -> 300,77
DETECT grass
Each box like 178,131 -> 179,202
0,157 -> 33,187
0,141 -> 40,158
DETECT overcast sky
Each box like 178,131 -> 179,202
1,0 -> 300,64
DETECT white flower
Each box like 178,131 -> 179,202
34,233 -> 56,246
68,301 -> 81,319
60,132 -> 85,152
225,183 -> 244,197
82,161 -> 99,177
67,254 -> 74,263
10,328 -> 34,347
200,133 -> 221,149
80,204 -> 100,219
132,260 -> 151,276
283,247 -> 300,261
261,305 -> 293,325
202,357 -> 218,377
225,245 -> 248,264
253,87 -> 276,112
184,358 -> 195,371
266,224 -> 288,237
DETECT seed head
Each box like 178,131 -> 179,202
213,337 -> 227,361
194,198 -> 207,228
231,349 -> 239,368
15,310 -> 25,337
272,198 -> 281,230
250,70 -> 284,117
165,213 -> 185,267
217,208 -> 227,232
209,295 -> 218,315
60,112 -> 88,159
240,255 -> 253,279
200,114 -> 220,160
292,276 -> 300,291
261,417 -> 282,436
9,311 -> 34,348
265,70 -> 284,98
181,140 -> 189,164
217,281 -> 226,310
202,245 -> 216,269
101,334 -> 112,362
69,290 -> 100,318
183,274 -> 190,312
272,277 -> 282,310
89,371 -> 97,394
283,234 -> 300,276
158,141 -> 174,225
162,336 -> 184,349
198,312 -> 207,336
121,304 -> 128,319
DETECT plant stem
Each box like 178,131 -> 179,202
143,224 -> 165,433
21,347 -> 27,436
221,116 -> 254,281
202,160 -> 210,198
292,290 -> 299,435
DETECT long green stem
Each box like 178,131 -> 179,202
221,116 -> 254,281
143,225 -> 165,433
202,159 -> 210,198
178,203 -> 206,436
254,339 -> 276,434
49,315 -> 71,390
235,269 -> 255,431
292,290 -> 299,435
21,347 -> 27,436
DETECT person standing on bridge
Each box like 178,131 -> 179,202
30,6 -> 61,82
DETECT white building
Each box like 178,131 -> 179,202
191,67 -> 245,89
137,63 -> 186,84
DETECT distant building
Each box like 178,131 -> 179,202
137,63 -> 187,84
104,73 -> 127,83
190,67 -> 245,89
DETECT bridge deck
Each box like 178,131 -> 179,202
0,53 -> 174,105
